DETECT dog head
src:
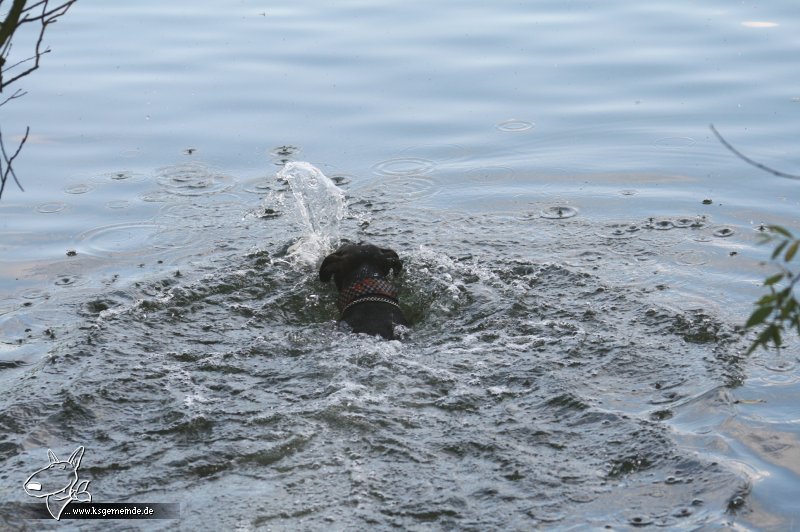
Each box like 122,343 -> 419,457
319,242 -> 403,290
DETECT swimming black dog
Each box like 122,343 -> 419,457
319,242 -> 408,339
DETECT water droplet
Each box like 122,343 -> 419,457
597,223 -> 640,239
330,174 -> 353,186
629,516 -> 653,526
646,219 -> 674,230
540,205 -> 578,219
54,275 -> 86,288
271,145 -> 300,158
713,227 -> 735,238
672,218 -> 699,228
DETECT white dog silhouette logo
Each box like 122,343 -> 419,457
24,446 -> 91,520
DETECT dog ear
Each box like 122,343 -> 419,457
379,248 -> 403,275
319,253 -> 341,283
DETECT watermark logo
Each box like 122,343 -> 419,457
23,446 -> 91,521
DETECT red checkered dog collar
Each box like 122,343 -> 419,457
337,277 -> 399,314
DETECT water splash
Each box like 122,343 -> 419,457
278,162 -> 347,265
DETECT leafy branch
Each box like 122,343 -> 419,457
709,125 -> 800,355
744,227 -> 800,355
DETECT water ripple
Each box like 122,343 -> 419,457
35,202 -> 67,214
155,163 -> 235,196
540,205 -> 578,219
713,227 -> 736,238
653,137 -> 696,150
76,222 -> 165,258
64,183 -> 94,195
105,200 -> 131,210
496,119 -> 535,132
372,157 -> 437,177
91,170 -> 148,183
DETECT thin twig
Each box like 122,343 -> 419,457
0,87 -> 26,106
710,124 -> 800,180
0,126 -> 29,196
0,0 -> 77,199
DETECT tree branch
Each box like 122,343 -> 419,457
710,124 -> 800,181
1,0 -> 77,199
0,125 -> 29,196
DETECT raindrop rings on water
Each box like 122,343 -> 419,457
90,171 -> 148,184
35,202 -> 67,214
496,119 -> 535,132
240,177 -> 273,195
540,205 -> 578,219
754,353 -> 798,374
597,223 -> 640,239
647,219 -> 675,231
366,158 -> 441,201
20,288 -> 50,300
155,163 -> 235,196
751,370 -> 800,385
672,218 -> 700,228
105,200 -> 130,209
76,222 -> 166,258
372,157 -> 436,177
270,145 -> 301,159
713,227 -> 735,238
53,274 -> 88,288
64,183 -> 94,195
674,250 -> 710,266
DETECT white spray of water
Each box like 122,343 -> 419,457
278,162 -> 347,265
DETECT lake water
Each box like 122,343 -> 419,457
1,0 -> 799,529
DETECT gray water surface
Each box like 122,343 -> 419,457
1,0 -> 799,529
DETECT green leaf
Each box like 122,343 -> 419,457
764,273 -> 784,286
756,293 -> 778,306
747,327 -> 773,355
785,241 -> 799,262
777,286 -> 793,304
769,225 -> 793,238
772,240 -> 789,260
769,325 -> 782,348
745,306 -> 773,328
780,297 -> 798,320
